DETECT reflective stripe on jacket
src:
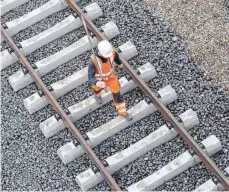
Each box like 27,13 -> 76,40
90,49 -> 116,81
88,48 -> 123,85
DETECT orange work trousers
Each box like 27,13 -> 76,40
92,76 -> 127,116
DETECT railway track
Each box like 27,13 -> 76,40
1,0 -> 229,191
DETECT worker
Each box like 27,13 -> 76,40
88,40 -> 133,121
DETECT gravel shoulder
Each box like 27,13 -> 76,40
144,0 -> 229,92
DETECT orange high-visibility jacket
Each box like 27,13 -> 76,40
90,49 -> 116,81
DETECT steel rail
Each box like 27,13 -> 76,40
65,0 -> 229,190
1,25 -> 121,191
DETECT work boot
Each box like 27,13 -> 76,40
94,95 -> 102,105
124,113 -> 133,121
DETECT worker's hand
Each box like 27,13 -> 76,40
96,81 -> 106,88
117,63 -> 123,69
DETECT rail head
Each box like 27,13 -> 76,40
65,0 -> 229,190
1,25 -> 121,191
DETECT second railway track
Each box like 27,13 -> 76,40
1,0 -> 229,191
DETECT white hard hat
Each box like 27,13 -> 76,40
98,40 -> 112,58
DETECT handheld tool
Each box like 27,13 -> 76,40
81,16 -> 107,91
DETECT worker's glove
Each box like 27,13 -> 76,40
117,63 -> 123,69
96,81 -> 106,88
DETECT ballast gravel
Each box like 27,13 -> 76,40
1,0 -> 229,191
